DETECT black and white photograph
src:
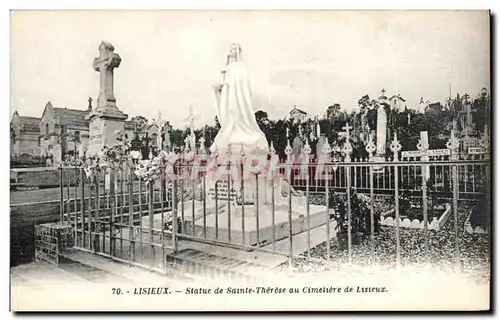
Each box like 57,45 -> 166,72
8,9 -> 491,311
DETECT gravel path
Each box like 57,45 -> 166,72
287,205 -> 490,284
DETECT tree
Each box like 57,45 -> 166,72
130,116 -> 149,133
255,110 -> 268,122
326,103 -> 341,119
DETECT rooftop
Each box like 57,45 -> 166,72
53,108 -> 89,128
19,116 -> 41,132
290,106 -> 307,115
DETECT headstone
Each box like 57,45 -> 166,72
85,41 -> 128,157
162,122 -> 172,151
418,131 -> 430,182
376,105 -> 387,156
292,136 -> 303,161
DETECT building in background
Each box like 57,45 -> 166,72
10,111 -> 41,157
287,106 -> 308,123
39,101 -> 90,160
388,94 -> 406,112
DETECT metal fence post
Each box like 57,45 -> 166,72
109,167 -> 115,256
128,163 -> 135,262
342,122 -> 353,265
417,136 -> 429,263
320,138 -> 331,263
365,134 -> 376,265
59,165 -> 64,224
390,133 -> 402,268
447,130 -> 461,269
80,168 -> 85,249
172,177 -> 178,253
284,138 -> 293,269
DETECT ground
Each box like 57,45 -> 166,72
288,204 -> 490,284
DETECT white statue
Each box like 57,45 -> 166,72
210,43 -> 268,153
376,105 -> 387,155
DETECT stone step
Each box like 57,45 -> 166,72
165,248 -> 282,283
60,248 -> 196,287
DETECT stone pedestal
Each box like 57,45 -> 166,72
86,113 -> 127,157
179,171 -> 329,248
181,202 -> 328,247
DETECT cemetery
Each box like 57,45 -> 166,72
11,40 -> 491,289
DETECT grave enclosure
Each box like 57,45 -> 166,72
38,126 -> 490,275
29,41 -> 491,277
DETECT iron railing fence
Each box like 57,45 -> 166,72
58,154 -> 490,274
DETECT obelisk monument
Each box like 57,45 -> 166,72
85,41 -> 128,157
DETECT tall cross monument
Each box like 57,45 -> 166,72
85,41 -> 128,156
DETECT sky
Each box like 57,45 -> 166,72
10,10 -> 490,129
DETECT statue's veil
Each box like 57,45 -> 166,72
224,43 -> 243,66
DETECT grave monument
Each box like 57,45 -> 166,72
85,41 -> 128,157
371,89 -> 389,173
179,43 -> 330,247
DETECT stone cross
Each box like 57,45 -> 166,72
93,41 -> 122,109
381,88 -> 386,96
163,122 -> 172,133
463,103 -> 477,133
342,122 -> 353,140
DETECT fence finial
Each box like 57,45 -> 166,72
390,132 -> 402,161
365,133 -> 376,159
199,136 -> 206,154
285,139 -> 293,163
446,129 -> 460,152
302,137 -> 312,156
269,141 -> 276,155
240,143 -> 245,158
342,139 -> 353,162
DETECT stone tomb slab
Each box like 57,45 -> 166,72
180,201 -> 329,248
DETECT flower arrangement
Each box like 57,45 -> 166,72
74,130 -> 184,184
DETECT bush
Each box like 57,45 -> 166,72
328,187 -> 380,235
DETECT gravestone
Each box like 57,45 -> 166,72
85,41 -> 128,157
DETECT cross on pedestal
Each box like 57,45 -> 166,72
342,122 -> 353,140
462,103 -> 477,134
381,88 -> 386,96
92,41 -> 122,109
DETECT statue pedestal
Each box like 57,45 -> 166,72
179,173 -> 329,248
181,202 -> 328,247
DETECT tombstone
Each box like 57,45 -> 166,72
418,131 -> 430,182
85,41 -> 128,157
51,144 -> 62,165
162,122 -> 172,151
292,136 -> 303,162
317,134 -> 326,157
376,105 -> 388,156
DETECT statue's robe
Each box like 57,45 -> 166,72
210,61 -> 268,153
